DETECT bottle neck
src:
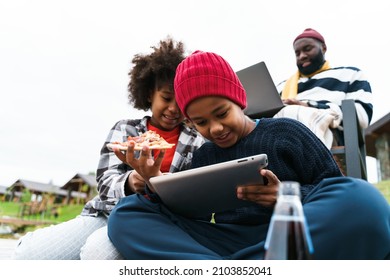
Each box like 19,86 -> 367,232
273,194 -> 304,217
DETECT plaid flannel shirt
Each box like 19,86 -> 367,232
81,116 -> 205,216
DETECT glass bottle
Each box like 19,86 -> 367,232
264,181 -> 314,260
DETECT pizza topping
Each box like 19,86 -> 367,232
106,130 -> 175,151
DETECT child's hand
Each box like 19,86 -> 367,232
114,141 -> 165,191
236,169 -> 280,208
127,170 -> 146,194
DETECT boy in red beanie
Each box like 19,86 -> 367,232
108,50 -> 390,260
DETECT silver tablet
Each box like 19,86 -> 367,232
149,154 -> 268,217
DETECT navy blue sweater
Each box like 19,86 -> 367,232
191,117 -> 342,225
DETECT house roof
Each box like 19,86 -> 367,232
5,173 -> 96,199
8,179 -> 60,194
61,173 -> 97,192
7,178 -> 89,199
365,112 -> 390,157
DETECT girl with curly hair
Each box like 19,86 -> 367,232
13,37 -> 205,260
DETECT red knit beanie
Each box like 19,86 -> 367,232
174,50 -> 247,118
293,28 -> 325,44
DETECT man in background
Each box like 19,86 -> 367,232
275,28 -> 373,148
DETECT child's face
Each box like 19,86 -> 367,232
186,96 -> 249,148
149,85 -> 184,131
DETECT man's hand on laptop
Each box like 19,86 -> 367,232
282,98 -> 308,106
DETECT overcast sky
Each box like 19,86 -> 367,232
0,0 -> 388,187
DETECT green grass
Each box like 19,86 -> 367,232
0,202 -> 20,217
50,204 -> 84,222
1,202 -> 84,237
374,180 -> 390,203
0,202 -> 83,223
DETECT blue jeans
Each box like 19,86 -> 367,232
108,177 -> 390,260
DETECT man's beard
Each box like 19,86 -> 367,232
298,51 -> 325,76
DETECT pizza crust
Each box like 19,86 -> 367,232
106,142 -> 175,151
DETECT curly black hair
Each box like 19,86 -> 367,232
128,36 -> 186,111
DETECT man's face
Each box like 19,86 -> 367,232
293,38 -> 326,75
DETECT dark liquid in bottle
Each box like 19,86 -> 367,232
264,216 -> 313,260
287,220 -> 313,260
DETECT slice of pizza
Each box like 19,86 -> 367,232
106,130 -> 175,151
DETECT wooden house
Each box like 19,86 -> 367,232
0,185 -> 9,202
6,179 -> 61,203
60,173 -> 97,205
365,112 -> 390,181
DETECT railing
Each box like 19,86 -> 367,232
331,99 -> 367,180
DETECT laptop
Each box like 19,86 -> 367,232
149,154 -> 268,217
236,61 -> 285,118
